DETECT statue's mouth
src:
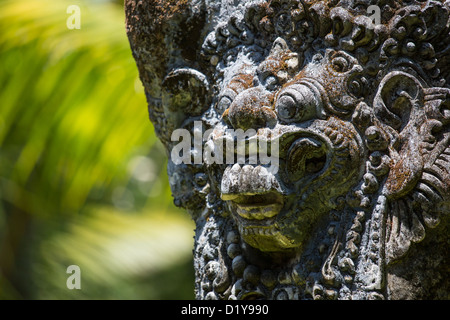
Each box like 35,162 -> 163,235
220,162 -> 285,228
229,192 -> 284,221
219,132 -> 330,227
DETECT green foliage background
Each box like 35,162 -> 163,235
0,0 -> 195,299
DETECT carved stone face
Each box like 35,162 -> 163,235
126,0 -> 450,300
209,41 -> 366,251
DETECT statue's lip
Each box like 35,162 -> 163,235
235,203 -> 283,220
225,192 -> 284,220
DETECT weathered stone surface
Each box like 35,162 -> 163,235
125,0 -> 450,300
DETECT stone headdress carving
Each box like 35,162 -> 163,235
125,0 -> 449,299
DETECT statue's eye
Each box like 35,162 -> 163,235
276,84 -> 319,123
276,94 -> 300,121
331,56 -> 350,73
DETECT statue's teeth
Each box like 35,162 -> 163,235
221,163 -> 280,197
231,163 -> 241,173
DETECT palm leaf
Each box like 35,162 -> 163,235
0,0 -> 194,299
0,0 -> 158,216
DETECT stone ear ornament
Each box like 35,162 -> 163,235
162,68 -> 210,116
372,71 -> 450,264
161,68 -> 211,138
126,0 -> 450,300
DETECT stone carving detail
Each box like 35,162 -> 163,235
125,0 -> 449,299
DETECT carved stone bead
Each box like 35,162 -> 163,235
231,255 -> 246,277
243,265 -> 260,285
226,231 -> 239,244
261,270 -> 277,289
227,243 -> 241,259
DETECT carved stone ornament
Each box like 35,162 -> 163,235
125,0 -> 449,299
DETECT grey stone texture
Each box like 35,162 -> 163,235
125,0 -> 450,299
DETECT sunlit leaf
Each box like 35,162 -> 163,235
0,0 -> 194,299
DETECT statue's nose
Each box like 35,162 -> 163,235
225,87 -> 277,131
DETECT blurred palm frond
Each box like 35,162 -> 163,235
0,0 -> 194,299
0,0 -> 156,216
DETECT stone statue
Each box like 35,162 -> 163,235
125,0 -> 449,299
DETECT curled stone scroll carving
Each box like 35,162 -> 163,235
125,0 -> 449,299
